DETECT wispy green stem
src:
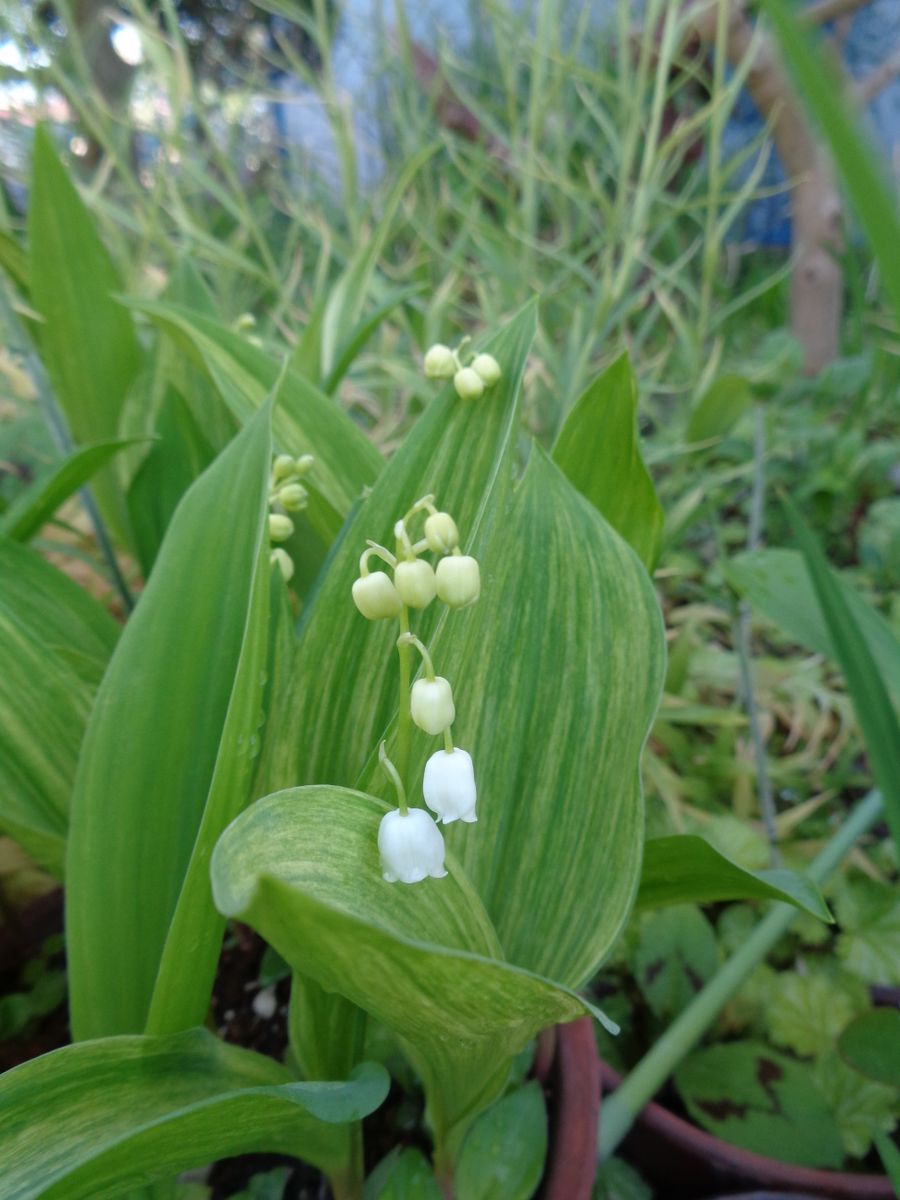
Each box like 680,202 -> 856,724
599,788 -> 883,1159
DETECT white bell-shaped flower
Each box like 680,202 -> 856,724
423,748 -> 477,824
410,676 -> 455,734
453,367 -> 484,401
352,572 -> 402,620
378,808 -> 447,883
394,559 -> 437,609
436,555 -> 480,608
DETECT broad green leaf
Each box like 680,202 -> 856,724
0,538 -> 118,875
265,303 -> 537,794
322,285 -> 421,394
552,352 -> 663,570
28,127 -> 141,540
767,970 -> 866,1058
674,1042 -> 844,1168
727,548 -> 900,699
66,401 -> 273,1040
0,1027 -> 389,1199
364,1149 -> 442,1200
455,1082 -> 547,1200
784,497 -> 900,861
288,972 -> 366,1083
425,446 -> 665,986
685,374 -> 751,443
763,0 -> 900,317
632,906 -> 719,1022
635,835 -> 833,921
126,389 -> 217,574
128,298 -> 382,543
810,1049 -> 898,1159
835,879 -> 900,985
211,785 -> 604,1158
0,438 -> 145,543
838,1009 -> 900,1087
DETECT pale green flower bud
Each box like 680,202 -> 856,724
394,559 -> 437,609
471,353 -> 501,386
436,555 -> 480,608
295,454 -> 315,476
352,572 -> 402,620
453,367 -> 484,401
424,344 -> 456,379
270,548 -> 294,582
411,676 -> 455,735
424,511 -> 459,555
269,513 -> 295,543
278,483 -> 308,512
273,454 -> 295,482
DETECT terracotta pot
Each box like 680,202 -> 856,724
537,1018 -> 601,1199
599,1061 -> 894,1200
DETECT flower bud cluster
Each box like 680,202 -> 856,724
351,494 -> 482,884
423,338 -> 502,403
267,453 -> 314,582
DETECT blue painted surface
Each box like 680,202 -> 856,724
271,0 -> 900,245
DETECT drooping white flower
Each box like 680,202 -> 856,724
423,748 -> 477,824
378,808 -> 447,883
410,676 -> 455,734
453,367 -> 484,401
352,571 -> 402,620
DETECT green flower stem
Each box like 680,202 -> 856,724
598,788 -> 884,1160
443,728 -> 454,754
396,606 -> 412,790
379,742 -> 408,817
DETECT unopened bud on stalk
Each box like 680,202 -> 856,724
471,353 -> 501,386
272,454 -> 295,482
424,344 -> 457,379
269,514 -> 295,543
394,559 -> 437,609
270,548 -> 294,582
453,367 -> 484,401
436,555 -> 480,608
352,572 -> 402,620
278,483 -> 308,512
295,454 -> 315,475
424,511 -> 459,555
411,676 -> 455,735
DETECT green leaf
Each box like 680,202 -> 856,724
835,879 -> 900,986
265,303 -> 538,794
838,1009 -> 900,1087
726,548 -> 900,700
674,1041 -> 844,1168
0,1027 -> 389,1199
28,127 -> 142,540
0,538 -> 118,875
126,389 -> 217,574
632,906 -> 719,1022
873,1130 -> 900,1195
783,496 -> 900,861
128,298 -> 382,543
810,1049 -> 898,1160
455,1082 -> 547,1200
762,0 -> 900,318
427,446 -> 664,985
767,970 -> 866,1058
552,352 -> 663,570
0,438 -> 145,543
210,785 -> 602,1158
364,1149 -> 443,1200
0,228 -> 30,293
66,401 -> 273,1040
322,284 -> 422,394
685,374 -> 752,443
592,1158 -> 652,1200
635,835 -> 833,921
